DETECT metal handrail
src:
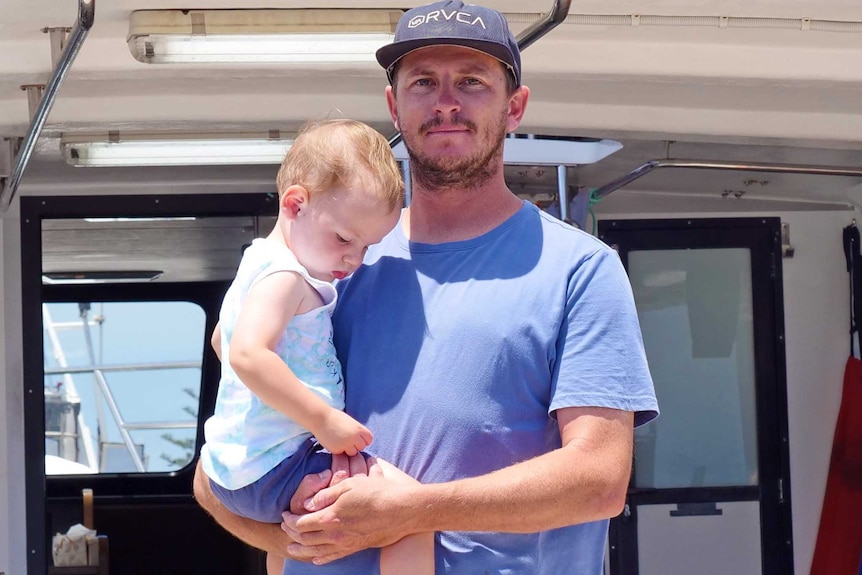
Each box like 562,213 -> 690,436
517,0 -> 572,51
592,158 -> 862,200
0,0 -> 95,212
45,361 -> 201,375
388,0 -> 572,149
91,368 -> 146,472
124,421 -> 197,430
45,361 -> 201,472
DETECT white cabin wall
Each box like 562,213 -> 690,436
0,200 -> 25,575
0,217 -> 7,575
597,207 -> 856,574
780,209 -> 852,574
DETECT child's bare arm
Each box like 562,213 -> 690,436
230,271 -> 372,456
211,322 -> 223,361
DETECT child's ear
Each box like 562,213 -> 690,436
280,185 -> 308,219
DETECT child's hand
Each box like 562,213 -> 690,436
316,410 -> 373,456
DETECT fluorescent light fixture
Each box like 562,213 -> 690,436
42,271 -> 164,285
132,33 -> 396,64
391,136 -> 623,166
128,9 -> 399,64
61,132 -> 293,167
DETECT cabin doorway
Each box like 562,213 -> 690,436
21,193 -> 277,575
600,217 -> 794,575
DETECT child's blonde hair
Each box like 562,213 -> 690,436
276,119 -> 404,211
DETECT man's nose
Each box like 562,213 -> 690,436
434,83 -> 461,115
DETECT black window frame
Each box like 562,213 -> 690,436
599,217 -> 794,575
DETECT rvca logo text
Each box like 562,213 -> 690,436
408,9 -> 487,29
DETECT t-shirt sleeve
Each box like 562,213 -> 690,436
549,246 -> 659,428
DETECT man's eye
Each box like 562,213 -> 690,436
415,78 -> 433,87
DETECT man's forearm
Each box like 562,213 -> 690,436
192,460 -> 292,556
408,407 -> 633,534
282,408 -> 634,563
284,407 -> 634,565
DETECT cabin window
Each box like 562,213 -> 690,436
629,247 -> 759,488
43,300 -> 206,474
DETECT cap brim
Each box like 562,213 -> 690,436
376,38 -> 517,81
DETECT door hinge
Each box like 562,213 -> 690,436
781,222 -> 794,258
778,478 -> 784,503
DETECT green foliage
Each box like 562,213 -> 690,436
159,387 -> 198,468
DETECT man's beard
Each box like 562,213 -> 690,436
403,110 -> 508,192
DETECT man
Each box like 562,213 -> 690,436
194,1 -> 659,573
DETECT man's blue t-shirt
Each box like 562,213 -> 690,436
284,202 -> 658,574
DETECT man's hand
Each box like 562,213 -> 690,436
287,452 -> 369,514
281,460 -> 420,565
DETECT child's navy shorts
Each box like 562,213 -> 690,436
209,437 -> 333,523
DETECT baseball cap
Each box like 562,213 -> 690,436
375,1 -> 521,87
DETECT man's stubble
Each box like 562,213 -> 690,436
403,106 -> 509,193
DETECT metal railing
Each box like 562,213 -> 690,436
43,303 -> 200,473
0,0 -> 95,212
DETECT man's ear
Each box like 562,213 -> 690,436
385,85 -> 399,131
280,185 -> 308,219
506,85 -> 530,133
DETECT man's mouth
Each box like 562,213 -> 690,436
427,128 -> 468,135
421,117 -> 475,135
